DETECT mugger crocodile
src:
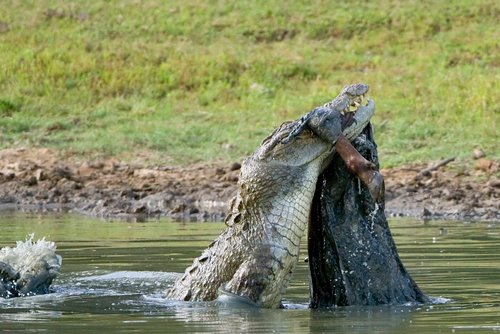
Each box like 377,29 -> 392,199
166,83 -> 385,308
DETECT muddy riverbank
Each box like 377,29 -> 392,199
0,148 -> 498,222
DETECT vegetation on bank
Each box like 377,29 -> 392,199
0,0 -> 498,166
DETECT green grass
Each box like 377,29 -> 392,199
0,0 -> 498,166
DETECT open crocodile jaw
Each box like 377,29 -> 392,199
342,99 -> 374,141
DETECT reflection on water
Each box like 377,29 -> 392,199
0,211 -> 499,333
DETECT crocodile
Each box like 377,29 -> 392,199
166,83 -> 386,308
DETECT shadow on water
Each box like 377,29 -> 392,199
0,211 -> 499,333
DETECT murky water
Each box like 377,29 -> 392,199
0,211 -> 499,333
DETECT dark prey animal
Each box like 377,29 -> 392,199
308,122 -> 429,307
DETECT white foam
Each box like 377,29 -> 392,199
0,233 -> 62,275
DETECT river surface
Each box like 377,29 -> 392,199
0,211 -> 499,333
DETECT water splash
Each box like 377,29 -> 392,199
1,234 -> 61,298
0,234 -> 61,273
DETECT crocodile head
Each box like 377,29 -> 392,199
280,83 -> 373,153
263,83 -> 375,169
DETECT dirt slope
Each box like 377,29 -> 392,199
0,148 -> 498,222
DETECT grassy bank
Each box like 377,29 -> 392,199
0,0 -> 498,166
